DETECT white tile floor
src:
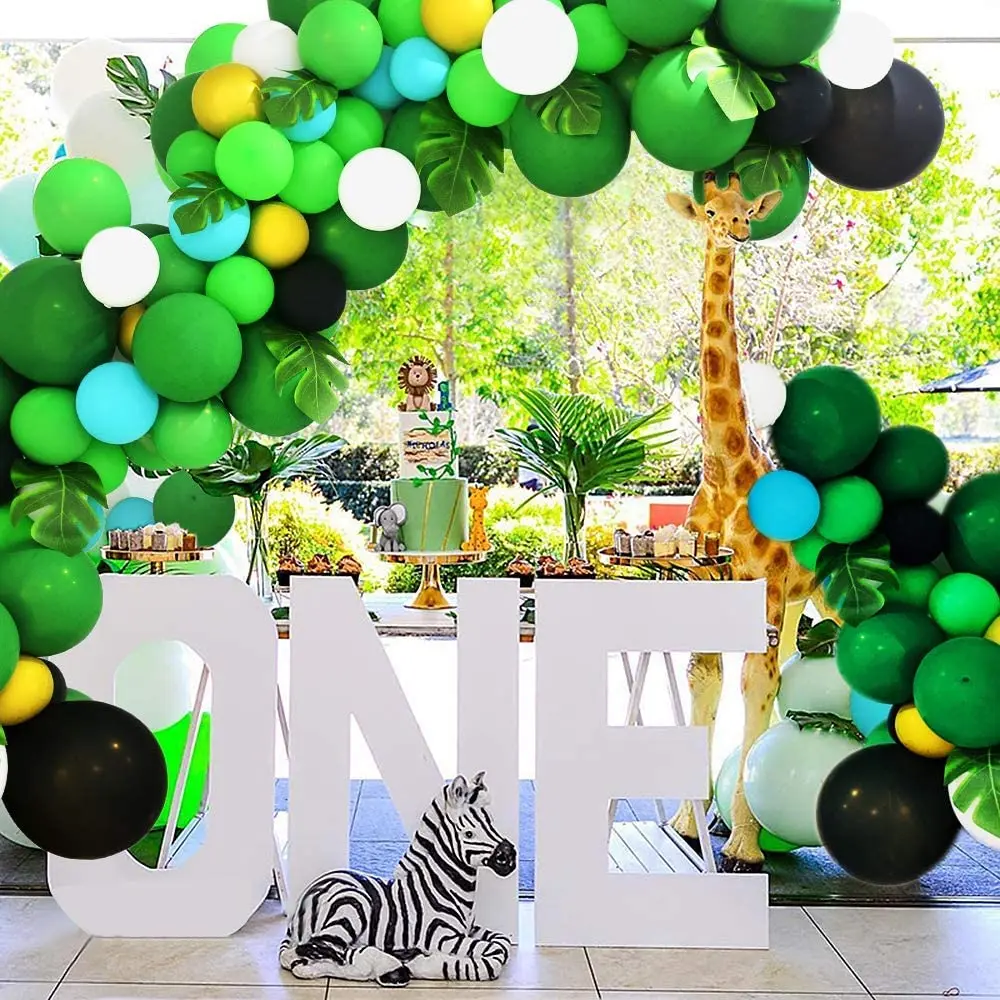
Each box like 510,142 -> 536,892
1,895 -> 995,1000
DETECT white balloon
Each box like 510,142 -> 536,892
754,215 -> 803,248
482,0 -> 578,96
928,490 -> 950,514
0,798 -> 39,850
338,147 -> 421,232
819,11 -> 894,90
128,170 -> 173,227
65,92 -> 152,183
51,38 -> 128,121
777,653 -> 852,720
82,227 -> 160,308
740,361 -> 787,429
115,640 -> 203,733
233,20 -> 303,81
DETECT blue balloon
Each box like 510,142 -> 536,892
107,497 -> 155,532
390,37 -> 450,102
280,98 -> 338,142
168,190 -> 251,263
0,174 -> 41,269
76,362 -> 160,445
85,498 -> 108,552
748,469 -> 820,542
355,46 -> 405,111
850,690 -> 892,736
54,144 -> 67,160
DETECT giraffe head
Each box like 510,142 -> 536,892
667,172 -> 782,247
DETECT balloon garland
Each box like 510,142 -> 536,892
0,0 -> 951,867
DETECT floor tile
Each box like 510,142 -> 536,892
0,896 -> 90,982
64,901 -> 302,987
807,906 -> 1000,995
603,995 -> 865,1000
52,987 -> 324,998
587,908 -> 864,994
0,986 -> 54,1000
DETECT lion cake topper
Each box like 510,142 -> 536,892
398,355 -> 438,412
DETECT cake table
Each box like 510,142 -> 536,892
374,549 -> 487,610
101,547 -> 213,574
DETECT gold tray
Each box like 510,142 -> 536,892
101,547 -> 213,574
596,546 -> 733,569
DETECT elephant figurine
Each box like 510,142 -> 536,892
374,503 -> 407,553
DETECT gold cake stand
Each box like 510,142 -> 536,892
101,547 -> 213,574
596,546 -> 735,581
374,550 -> 487,610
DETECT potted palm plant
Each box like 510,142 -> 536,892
496,390 -> 673,563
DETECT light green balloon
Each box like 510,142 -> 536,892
185,23 -> 246,75
205,256 -> 275,325
0,504 -> 34,553
299,0 -> 384,90
279,141 -> 344,214
378,0 -> 427,45
570,5 -> 629,74
446,50 -> 518,127
123,434 -> 171,472
165,130 -> 219,186
78,440 -> 128,493
10,387 -> 92,466
321,96 -> 385,161
151,398 -> 234,470
215,122 -> 295,202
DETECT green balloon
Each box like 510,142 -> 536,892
0,601 -> 19,691
815,476 -> 883,545
10,387 -> 92,466
280,140 -> 344,214
836,610 -> 944,705
309,206 -> 409,290
606,0 -> 715,47
268,0 -> 327,30
123,434 -> 171,472
185,23 -> 245,75
929,573 -> 1000,637
165,130 -> 220,186
378,0 -> 427,44
632,46 -> 754,172
133,293 -> 243,404
717,0 -> 841,68
153,710 -> 211,829
0,504 -> 34,553
446,50 -> 519,128
151,398 -> 234,469
299,0 -> 384,90
510,79 -> 630,197
150,72 -> 203,168
32,158 -> 132,256
153,471 -> 236,547
133,223 -> 170,239
883,564 -> 941,613
0,548 -> 103,656
771,366 -> 881,482
384,102 -> 444,212
791,530 -> 826,572
222,322 -> 311,436
914,637 -> 1000,748
322,96 -> 385,162
0,361 -> 27,431
759,829 -> 799,853
215,122 -> 295,202
861,426 -> 949,504
147,234 -> 209,305
65,687 -> 92,702
78,440 -> 128,494
864,720 -> 895,747
205,256 -> 275,324
0,257 -> 117,386
571,5 -> 628,74
943,473 -> 1000,587
606,47 -> 651,108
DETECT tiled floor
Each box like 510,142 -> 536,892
2,894 -> 998,1000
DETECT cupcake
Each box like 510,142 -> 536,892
567,557 -> 596,579
537,557 -> 568,579
335,554 -> 363,587
306,553 -> 333,575
507,555 -> 535,589
277,554 -> 304,586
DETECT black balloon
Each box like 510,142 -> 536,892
756,64 -> 833,146
0,429 -> 17,505
880,501 -> 946,566
817,744 -> 958,885
2,699 -> 168,860
805,59 -> 945,191
40,658 -> 68,705
273,257 -> 348,334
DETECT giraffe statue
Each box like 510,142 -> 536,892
665,171 -> 826,872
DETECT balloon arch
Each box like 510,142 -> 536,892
1,0 -> 997,882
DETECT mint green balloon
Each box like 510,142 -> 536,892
185,23 -> 245,74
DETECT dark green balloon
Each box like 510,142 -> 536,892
384,102 -> 444,212
147,235 -> 210,305
150,73 -> 202,167
133,223 -> 170,238
605,47 -> 651,109
153,471 -> 235,548
771,366 -> 881,481
222,322 -> 311,437
717,0 -> 841,68
836,610 -> 944,705
0,361 -> 27,431
0,430 -> 17,505
309,206 -> 409,290
606,0 -> 715,47
861,426 -> 949,504
0,257 -> 117,386
268,0 -> 334,30
882,564 -> 941,613
944,473 -> 1000,588
914,637 -> 1000,748
864,720 -> 895,747
791,530 -> 826,572
510,78 -> 630,197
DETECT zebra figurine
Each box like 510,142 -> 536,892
279,771 -> 517,987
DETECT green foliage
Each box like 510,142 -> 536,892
797,619 -> 839,658
326,480 -> 390,522
458,445 -> 519,486
263,327 -> 350,423
945,747 -> 1000,842
686,47 -> 775,122
106,54 -> 175,124
526,72 -> 602,136
947,445 -> 1000,492
786,710 -> 864,742
326,445 -> 396,481
168,172 -> 246,236
324,444 -> 520,487
9,460 -> 106,555
261,70 -> 337,129
734,143 -> 804,192
816,537 -> 898,626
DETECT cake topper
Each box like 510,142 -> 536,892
373,503 -> 407,552
438,380 -> 452,411
398,355 -> 438,412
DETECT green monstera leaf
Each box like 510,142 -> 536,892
261,70 -> 338,129
9,460 -> 107,556
526,71 -> 603,136
264,327 -> 350,424
191,440 -> 275,499
168,172 -> 246,235
946,747 -> 1000,843
797,618 -> 840,658
686,46 -> 776,122
734,143 -> 805,193
107,54 -> 176,124
816,537 -> 898,627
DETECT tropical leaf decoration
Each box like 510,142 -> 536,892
734,143 -> 805,192
797,618 -> 840,658
106,55 -> 175,124
416,98 -> 504,216
686,46 -> 776,121
263,326 -> 350,424
526,71 -> 603,136
269,432 -> 343,489
9,460 -> 107,556
786,710 -> 864,743
946,747 -> 1000,843
191,440 -> 274,499
36,235 -> 60,257
261,70 -> 338,129
168,172 -> 247,235
815,537 -> 898,627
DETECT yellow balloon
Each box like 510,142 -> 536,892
985,615 -> 1000,643
420,0 -> 493,53
119,303 -> 145,360
192,63 -> 264,138
0,656 -> 55,726
247,203 -> 310,270
893,703 -> 955,759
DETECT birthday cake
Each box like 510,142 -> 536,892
386,356 -> 469,553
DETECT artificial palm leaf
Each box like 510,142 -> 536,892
734,143 -> 803,192
270,433 -> 343,489
261,70 -> 337,129
816,537 -> 898,626
686,46 -> 775,122
168,172 -> 247,235
191,441 -> 275,498
106,55 -> 176,123
264,326 -> 350,424
526,72 -> 603,136
945,748 -> 1000,843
